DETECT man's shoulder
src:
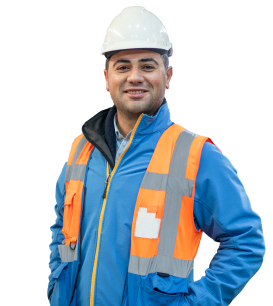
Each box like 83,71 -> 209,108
199,140 -> 237,179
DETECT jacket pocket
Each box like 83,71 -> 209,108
50,263 -> 71,306
136,281 -> 181,306
63,187 -> 77,236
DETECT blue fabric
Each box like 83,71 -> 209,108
186,143 -> 265,305
48,102 -> 265,305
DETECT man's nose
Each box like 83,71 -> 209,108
127,67 -> 144,84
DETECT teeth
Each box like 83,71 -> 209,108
128,91 -> 145,94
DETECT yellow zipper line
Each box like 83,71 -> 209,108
90,162 -> 109,306
90,114 -> 144,306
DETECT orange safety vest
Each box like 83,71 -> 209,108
59,124 -> 213,279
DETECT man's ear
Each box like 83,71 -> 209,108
104,69 -> 109,91
166,66 -> 173,89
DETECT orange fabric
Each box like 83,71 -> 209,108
147,124 -> 184,174
173,136 -> 208,260
63,180 -> 84,245
147,204 -> 158,213
76,141 -> 94,165
62,135 -> 94,245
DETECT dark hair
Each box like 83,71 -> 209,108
105,53 -> 169,72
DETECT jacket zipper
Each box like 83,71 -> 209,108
90,114 -> 144,306
102,174 -> 111,199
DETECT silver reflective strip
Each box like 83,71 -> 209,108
65,164 -> 87,182
140,172 -> 168,191
128,254 -> 194,278
58,243 -> 78,262
157,130 -> 196,257
65,136 -> 88,182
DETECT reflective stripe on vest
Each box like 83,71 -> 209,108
129,124 -> 211,278
58,134 -> 94,262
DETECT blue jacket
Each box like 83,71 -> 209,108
48,102 -> 265,305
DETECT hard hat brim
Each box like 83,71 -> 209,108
104,47 -> 172,59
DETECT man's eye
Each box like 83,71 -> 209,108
144,65 -> 154,70
118,66 -> 127,70
117,65 -> 154,70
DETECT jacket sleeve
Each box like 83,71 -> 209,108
47,163 -> 67,301
185,142 -> 265,306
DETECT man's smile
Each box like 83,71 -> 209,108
124,88 -> 148,98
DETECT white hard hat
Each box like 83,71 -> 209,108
101,6 -> 173,59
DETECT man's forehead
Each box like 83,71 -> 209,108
110,49 -> 161,62
109,50 -> 163,69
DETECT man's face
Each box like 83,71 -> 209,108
104,49 -> 173,117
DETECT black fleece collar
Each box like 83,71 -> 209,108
82,107 -> 115,169
105,105 -> 117,166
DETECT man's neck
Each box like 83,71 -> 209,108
116,112 -> 138,138
115,99 -> 166,137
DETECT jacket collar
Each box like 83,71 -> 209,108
82,98 -> 171,169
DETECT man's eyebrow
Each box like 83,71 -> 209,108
112,58 -> 159,68
139,58 -> 159,66
113,59 -> 131,68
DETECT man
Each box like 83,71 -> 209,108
48,6 -> 265,306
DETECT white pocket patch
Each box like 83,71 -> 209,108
134,207 -> 161,239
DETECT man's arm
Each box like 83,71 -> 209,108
47,163 -> 67,301
186,142 -> 265,305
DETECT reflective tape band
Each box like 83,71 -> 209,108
157,130 -> 196,257
65,136 -> 88,182
140,172 -> 193,195
65,164 -> 87,182
140,172 -> 168,191
128,254 -> 194,278
58,243 -> 78,262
